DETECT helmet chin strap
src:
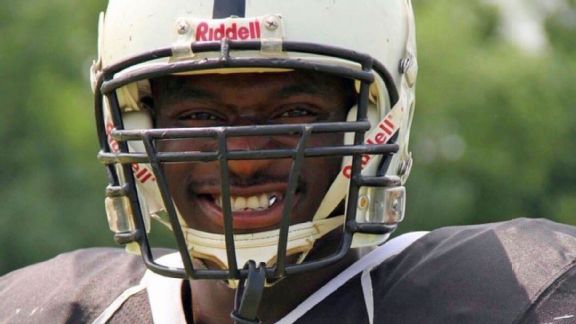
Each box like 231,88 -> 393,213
152,212 -> 345,324
152,212 -> 345,288
231,260 -> 267,324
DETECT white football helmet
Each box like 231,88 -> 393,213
92,0 -> 417,290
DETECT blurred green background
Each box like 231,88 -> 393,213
1,0 -> 575,275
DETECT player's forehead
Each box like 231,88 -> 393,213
149,70 -> 356,102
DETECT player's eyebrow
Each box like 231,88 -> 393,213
166,82 -> 331,103
164,87 -> 216,103
275,84 -> 325,98
276,74 -> 354,98
155,73 -> 353,104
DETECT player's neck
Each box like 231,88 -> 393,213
188,250 -> 359,324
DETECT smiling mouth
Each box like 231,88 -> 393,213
193,189 -> 295,231
212,192 -> 284,212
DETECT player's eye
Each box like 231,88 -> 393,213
272,105 -> 322,124
279,108 -> 316,118
177,111 -> 223,121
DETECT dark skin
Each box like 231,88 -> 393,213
149,71 -> 358,323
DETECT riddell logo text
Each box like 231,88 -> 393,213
105,122 -> 156,184
195,21 -> 261,41
342,118 -> 397,179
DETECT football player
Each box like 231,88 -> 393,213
1,1 -> 576,323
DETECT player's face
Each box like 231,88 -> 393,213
151,71 -> 355,234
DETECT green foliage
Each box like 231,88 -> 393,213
0,0 -> 575,274
400,0 -> 576,233
0,1 -> 108,274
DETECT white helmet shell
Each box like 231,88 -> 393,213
93,0 -> 417,277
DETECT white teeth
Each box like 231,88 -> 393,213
233,196 -> 246,210
213,192 -> 282,211
246,196 -> 260,210
259,194 -> 268,208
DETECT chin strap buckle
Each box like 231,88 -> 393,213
230,261 -> 266,324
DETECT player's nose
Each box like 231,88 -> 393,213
226,136 -> 274,178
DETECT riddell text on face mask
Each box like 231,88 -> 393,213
342,118 -> 396,178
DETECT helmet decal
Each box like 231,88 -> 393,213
194,19 -> 261,42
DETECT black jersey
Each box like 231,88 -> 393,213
1,218 -> 575,323
0,247 -> 151,323
293,218 -> 576,323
